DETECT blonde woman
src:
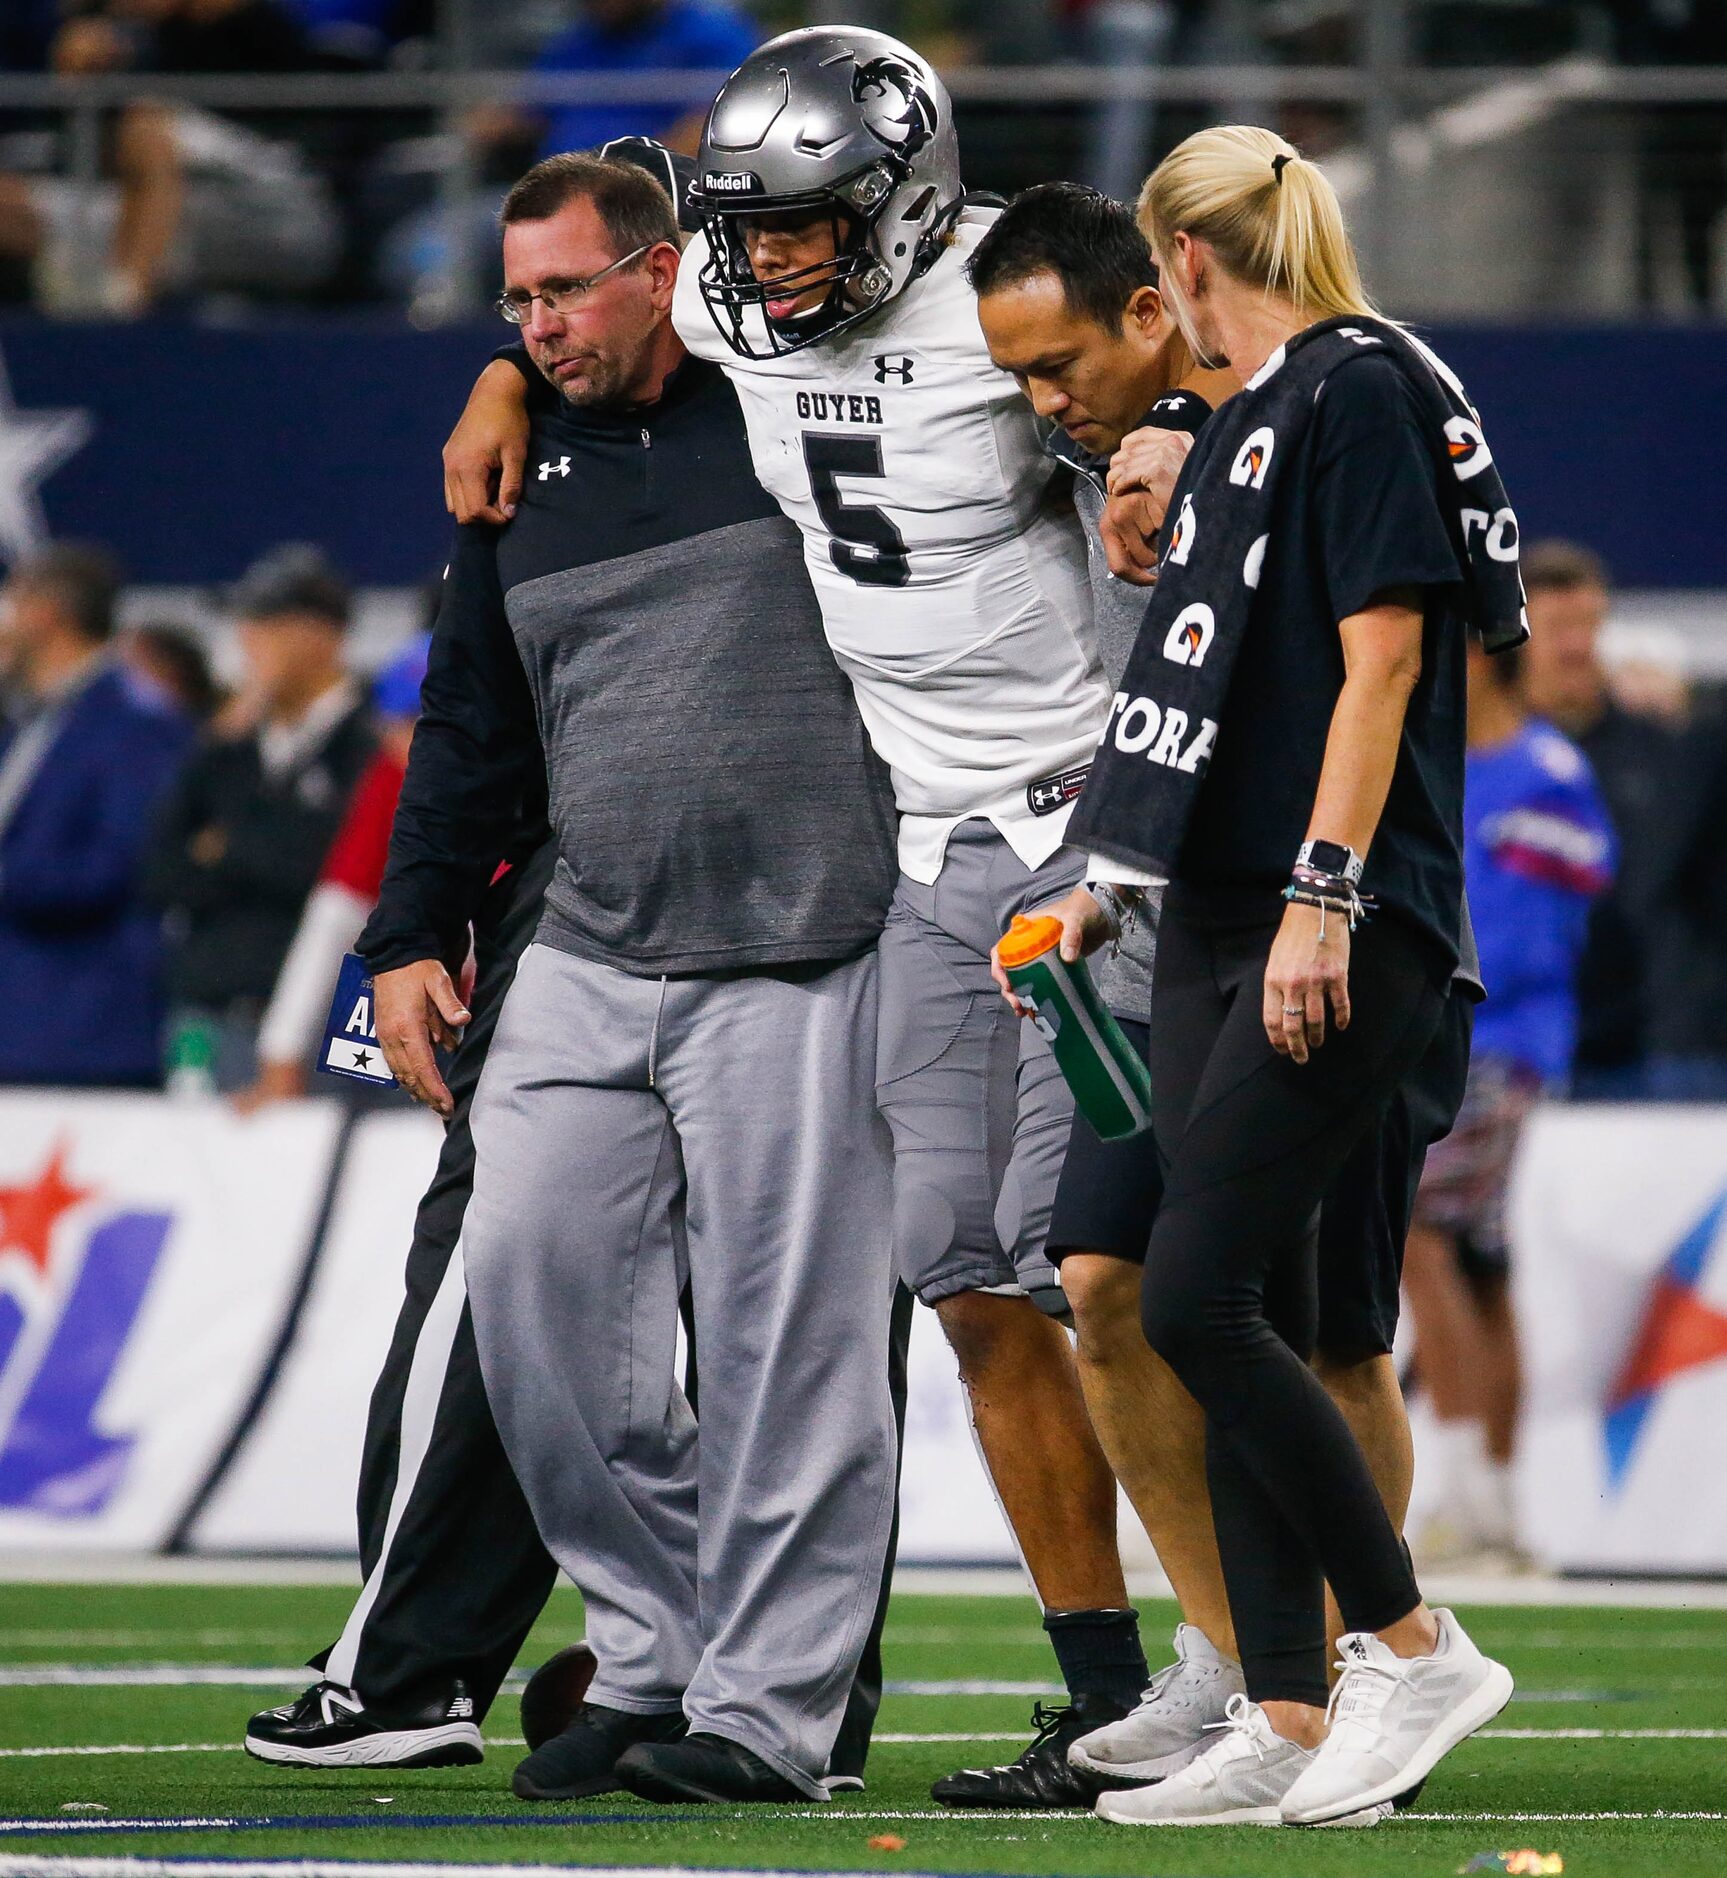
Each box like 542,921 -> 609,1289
1038,126 -> 1523,1826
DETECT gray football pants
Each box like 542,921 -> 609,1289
464,943 -> 899,1797
876,818 -> 1084,1314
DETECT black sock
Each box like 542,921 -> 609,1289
1043,1606 -> 1148,1709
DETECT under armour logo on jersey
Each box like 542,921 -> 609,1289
537,457 -> 571,481
1229,427 -> 1275,489
873,355 -> 915,384
1026,764 -> 1091,817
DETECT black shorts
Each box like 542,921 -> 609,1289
1046,994 -> 1474,1362
1317,991 -> 1474,1359
1046,1020 -> 1162,1262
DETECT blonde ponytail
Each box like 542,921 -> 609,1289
1137,125 -> 1377,321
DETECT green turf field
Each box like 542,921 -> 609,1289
0,1580 -> 1723,1878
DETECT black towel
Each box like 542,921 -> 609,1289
1070,315 -> 1529,880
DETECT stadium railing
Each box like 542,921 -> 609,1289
0,60 -> 1724,317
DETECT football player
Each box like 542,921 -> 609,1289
445,29 -> 1144,1807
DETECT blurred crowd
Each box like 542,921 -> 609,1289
0,0 -> 1722,315
0,528 -> 1720,1117
0,537 -> 429,1108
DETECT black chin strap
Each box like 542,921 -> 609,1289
913,190 -> 1004,279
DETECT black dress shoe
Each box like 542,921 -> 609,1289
244,1681 -> 482,1769
615,1731 -> 806,1804
510,1702 -> 686,1801
520,1642 -> 598,1752
931,1694 -> 1135,1808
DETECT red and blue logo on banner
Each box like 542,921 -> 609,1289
1604,1186 -> 1727,1489
0,1143 -> 171,1516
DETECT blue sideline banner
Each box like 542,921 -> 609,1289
0,319 -> 1723,589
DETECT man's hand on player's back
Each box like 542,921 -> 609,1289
375,959 -> 470,1117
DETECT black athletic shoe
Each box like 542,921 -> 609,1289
616,1731 -> 807,1804
931,1695 -> 1135,1809
245,1681 -> 482,1769
520,1642 -> 598,1753
511,1702 -> 686,1802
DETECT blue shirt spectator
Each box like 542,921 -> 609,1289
1468,688 -> 1615,1085
0,547 -> 193,1087
536,0 -> 759,157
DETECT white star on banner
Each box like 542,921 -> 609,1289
0,346 -> 93,569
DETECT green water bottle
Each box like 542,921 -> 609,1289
165,1011 -> 218,1098
999,914 -> 1155,1142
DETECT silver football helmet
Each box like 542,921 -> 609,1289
689,26 -> 963,357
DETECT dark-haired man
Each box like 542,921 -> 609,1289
0,543 -> 191,1085
363,151 -> 901,1809
971,181 -> 1475,1795
1518,540 -> 1670,1097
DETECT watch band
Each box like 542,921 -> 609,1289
1298,839 -> 1364,885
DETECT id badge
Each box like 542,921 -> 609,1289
318,952 -> 397,1086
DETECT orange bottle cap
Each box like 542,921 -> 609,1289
997,913 -> 1064,970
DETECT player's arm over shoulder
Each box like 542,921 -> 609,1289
671,229 -> 731,362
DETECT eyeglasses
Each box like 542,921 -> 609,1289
495,244 -> 652,323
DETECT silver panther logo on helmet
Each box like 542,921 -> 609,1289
852,55 -> 937,162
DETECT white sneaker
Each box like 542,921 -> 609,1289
1280,1608 -> 1514,1824
1068,1623 -> 1244,1783
1094,1694 -> 1386,1827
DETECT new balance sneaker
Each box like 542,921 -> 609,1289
1280,1608 -> 1514,1825
1095,1695 -> 1387,1827
931,1694 -> 1132,1808
244,1681 -> 482,1769
511,1702 -> 686,1801
1068,1624 -> 1245,1784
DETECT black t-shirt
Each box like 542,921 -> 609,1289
1178,351 -> 1468,972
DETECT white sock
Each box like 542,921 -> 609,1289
1424,1417 -> 1488,1512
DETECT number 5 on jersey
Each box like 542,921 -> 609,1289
802,434 -> 911,589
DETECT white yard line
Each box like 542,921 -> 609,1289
11,1809 -> 1724,1835
0,1857 -> 1013,1878
0,1636 -> 304,1651
7,1557 -> 1727,1608
4,1727 -> 1724,1762
0,1670 -> 311,1689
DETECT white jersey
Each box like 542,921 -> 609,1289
673,208 -> 1109,883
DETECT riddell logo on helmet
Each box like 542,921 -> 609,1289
703,170 -> 762,194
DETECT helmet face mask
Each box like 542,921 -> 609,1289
690,28 -> 961,359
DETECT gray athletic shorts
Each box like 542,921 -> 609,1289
874,818 -> 1084,1314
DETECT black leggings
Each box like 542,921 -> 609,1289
1140,885 -> 1446,1707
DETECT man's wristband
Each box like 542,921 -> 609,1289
1086,880 -> 1142,939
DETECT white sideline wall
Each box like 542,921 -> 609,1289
0,1094 -> 1724,1569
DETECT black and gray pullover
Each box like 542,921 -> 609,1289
361,356 -> 896,979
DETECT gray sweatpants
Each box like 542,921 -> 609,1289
876,818 -> 1084,1313
464,943 -> 898,1797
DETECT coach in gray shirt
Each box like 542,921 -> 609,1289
365,154 -> 898,1809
